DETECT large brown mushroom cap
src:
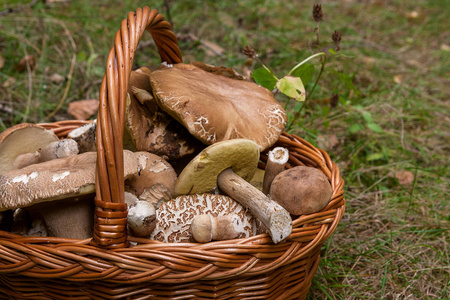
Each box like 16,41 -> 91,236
150,193 -> 256,243
150,63 -> 287,151
269,166 -> 332,215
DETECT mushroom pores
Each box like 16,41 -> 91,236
269,166 -> 332,215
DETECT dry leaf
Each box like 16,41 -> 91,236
440,44 -> 450,51
49,73 -> 65,84
68,99 -> 99,120
317,134 -> 339,150
393,75 -> 403,84
389,170 -> 415,186
14,55 -> 36,72
0,55 -> 4,70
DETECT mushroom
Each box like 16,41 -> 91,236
124,68 -> 204,162
262,147 -> 289,194
67,120 -> 97,153
127,199 -> 156,238
150,193 -> 256,243
0,150 -> 141,239
269,166 -> 332,215
0,123 -> 60,174
38,138 -> 79,162
174,139 -> 292,244
190,214 -> 248,243
149,63 -> 287,151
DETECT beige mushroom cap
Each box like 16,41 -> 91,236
150,193 -> 256,243
0,123 -> 60,174
269,166 -> 332,215
150,63 -> 287,151
174,139 -> 260,196
0,150 -> 139,211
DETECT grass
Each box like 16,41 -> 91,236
0,0 -> 449,299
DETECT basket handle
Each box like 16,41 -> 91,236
93,7 -> 182,248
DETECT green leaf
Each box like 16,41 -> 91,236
366,152 -> 385,161
276,76 -> 305,101
291,63 -> 315,84
252,68 -> 277,90
362,111 -> 373,123
349,123 -> 364,133
329,48 -> 336,55
367,122 -> 383,133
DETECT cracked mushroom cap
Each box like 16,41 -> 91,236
0,123 -> 60,174
150,193 -> 256,243
174,139 -> 260,196
124,68 -> 203,162
0,150 -> 140,211
150,63 -> 287,151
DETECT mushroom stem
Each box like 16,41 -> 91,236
12,152 -> 40,169
191,214 -> 243,243
67,120 -> 97,153
262,147 -> 289,194
217,168 -> 292,244
38,139 -> 79,162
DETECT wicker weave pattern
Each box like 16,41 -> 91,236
0,7 -> 345,299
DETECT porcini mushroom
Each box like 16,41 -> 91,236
0,123 -> 60,174
124,68 -> 203,162
174,139 -> 292,244
0,150 -> 140,239
262,147 -> 289,194
150,63 -> 287,151
191,214 -> 248,243
150,193 -> 256,243
269,166 -> 332,215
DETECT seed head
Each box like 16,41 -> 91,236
242,45 -> 258,59
332,31 -> 342,51
313,4 -> 323,23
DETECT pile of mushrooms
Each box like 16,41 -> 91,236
0,62 -> 333,244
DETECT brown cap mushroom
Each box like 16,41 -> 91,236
150,63 -> 287,151
269,166 -> 332,215
0,150 -> 140,239
124,68 -> 203,162
174,139 -> 292,244
0,123 -> 60,174
150,193 -> 256,243
191,214 -> 249,243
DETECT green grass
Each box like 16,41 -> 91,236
0,0 -> 449,299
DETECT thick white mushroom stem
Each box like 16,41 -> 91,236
12,152 -> 40,170
191,214 -> 244,243
217,168 -> 292,244
38,139 -> 79,162
262,147 -> 289,194
67,120 -> 97,153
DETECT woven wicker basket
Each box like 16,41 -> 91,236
0,7 -> 345,299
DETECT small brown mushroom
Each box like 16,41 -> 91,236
190,214 -> 247,243
269,166 -> 332,215
174,139 -> 292,244
262,147 -> 289,194
151,193 -> 256,243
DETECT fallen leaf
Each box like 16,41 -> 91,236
440,44 -> 450,51
68,99 -> 99,120
317,134 -> 339,150
389,170 -> 415,186
0,55 -> 4,70
49,73 -> 65,84
393,75 -> 403,84
14,55 -> 36,72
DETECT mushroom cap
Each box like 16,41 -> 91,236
150,63 -> 287,151
0,123 -> 60,174
125,68 -> 203,161
269,166 -> 332,215
174,139 -> 260,196
150,193 -> 256,243
125,151 -> 177,197
0,150 -> 140,211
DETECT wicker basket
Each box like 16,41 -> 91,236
0,7 -> 345,299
